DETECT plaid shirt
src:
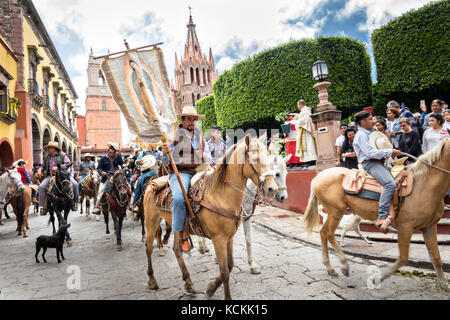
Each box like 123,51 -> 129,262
207,138 -> 226,165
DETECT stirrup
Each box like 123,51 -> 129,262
180,237 -> 193,253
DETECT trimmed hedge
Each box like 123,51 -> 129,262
213,36 -> 372,131
195,95 -> 217,134
372,0 -> 450,110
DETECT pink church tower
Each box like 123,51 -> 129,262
171,9 -> 218,114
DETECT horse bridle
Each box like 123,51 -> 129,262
51,173 -> 74,200
111,172 -> 130,208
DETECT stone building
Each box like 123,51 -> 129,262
171,12 -> 218,113
76,49 -> 122,151
0,0 -> 79,168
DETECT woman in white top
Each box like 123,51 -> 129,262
422,113 -> 449,153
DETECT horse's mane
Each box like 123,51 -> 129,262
408,138 -> 447,178
205,143 -> 239,191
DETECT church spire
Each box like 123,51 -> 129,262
185,6 -> 201,60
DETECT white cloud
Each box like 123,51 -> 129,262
336,0 -> 433,34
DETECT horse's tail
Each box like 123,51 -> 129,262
303,179 -> 320,234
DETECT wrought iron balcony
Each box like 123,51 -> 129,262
28,79 -> 45,111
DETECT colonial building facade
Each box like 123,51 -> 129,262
0,0 -> 79,168
171,13 -> 218,114
76,49 -> 122,153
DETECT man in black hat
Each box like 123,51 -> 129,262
207,125 -> 226,166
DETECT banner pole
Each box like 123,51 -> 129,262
161,135 -> 196,221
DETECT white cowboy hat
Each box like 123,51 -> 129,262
83,153 -> 93,159
369,131 -> 393,150
107,142 -> 120,151
12,159 -> 27,168
44,141 -> 61,151
177,106 -> 205,121
140,155 -> 157,171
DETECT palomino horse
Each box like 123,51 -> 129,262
101,170 -> 131,249
47,164 -> 75,246
143,135 -> 278,300
197,153 -> 292,274
0,168 -> 25,229
80,168 -> 99,219
304,138 -> 450,290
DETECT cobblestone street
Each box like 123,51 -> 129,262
1,206 -> 449,300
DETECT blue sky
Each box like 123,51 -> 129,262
33,0 -> 433,143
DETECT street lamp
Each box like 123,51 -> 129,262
312,58 -> 329,82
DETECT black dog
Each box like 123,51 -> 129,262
35,223 -> 71,263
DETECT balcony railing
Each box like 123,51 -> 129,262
28,79 -> 41,96
28,79 -> 45,111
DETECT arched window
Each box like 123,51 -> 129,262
207,69 -> 211,83
196,68 -> 200,85
190,68 -> 194,84
102,100 -> 106,111
197,93 -> 200,101
192,93 -> 195,105
203,69 -> 206,85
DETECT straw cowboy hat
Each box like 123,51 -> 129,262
107,142 -> 120,151
44,141 -> 61,151
177,106 -> 205,121
140,155 -> 157,171
369,131 -> 393,150
12,159 -> 27,168
83,153 -> 93,159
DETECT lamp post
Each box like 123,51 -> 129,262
312,58 -> 335,112
309,58 -> 342,170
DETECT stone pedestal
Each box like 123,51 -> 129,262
313,82 -> 336,112
311,109 -> 341,171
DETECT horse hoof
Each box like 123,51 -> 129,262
185,283 -> 196,294
327,269 -> 338,276
66,241 -> 73,247
341,267 -> 350,277
206,283 -> 217,298
148,279 -> 159,290
23,234 -> 29,238
116,244 -> 123,250
158,250 -> 165,257
250,267 -> 261,275
105,234 -> 111,240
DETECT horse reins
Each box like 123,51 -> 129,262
402,152 -> 450,174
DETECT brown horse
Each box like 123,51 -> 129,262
304,138 -> 450,290
101,169 -> 131,249
80,168 -> 99,219
8,185 -> 32,237
143,135 -> 278,300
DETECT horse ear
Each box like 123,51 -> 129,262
244,134 -> 251,148
284,154 -> 293,163
258,132 -> 267,144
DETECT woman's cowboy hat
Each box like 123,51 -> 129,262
177,106 -> 205,121
44,141 -> 61,151
369,131 -> 393,150
140,155 -> 157,171
107,142 -> 120,151
12,159 -> 27,168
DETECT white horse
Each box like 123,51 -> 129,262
79,169 -> 100,220
198,153 -> 292,274
0,168 -> 25,224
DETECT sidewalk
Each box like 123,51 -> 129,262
252,205 -> 450,272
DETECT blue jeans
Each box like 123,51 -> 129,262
169,172 -> 193,232
363,161 -> 396,220
133,170 -> 157,205
78,175 -> 87,194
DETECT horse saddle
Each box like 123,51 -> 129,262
342,157 -> 414,200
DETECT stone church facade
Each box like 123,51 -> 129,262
171,13 -> 218,114
80,49 -> 122,149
